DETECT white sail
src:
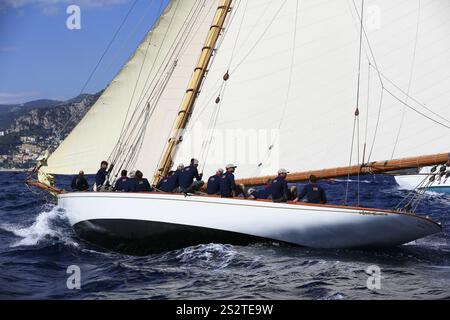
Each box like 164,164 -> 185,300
173,0 -> 450,179
43,0 -> 219,176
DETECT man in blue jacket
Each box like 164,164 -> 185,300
157,164 -> 183,193
131,170 -> 153,192
271,169 -> 289,203
113,170 -> 128,192
220,164 -> 237,198
206,168 -> 224,195
248,179 -> 273,200
95,161 -> 113,191
179,159 -> 204,193
294,175 -> 327,204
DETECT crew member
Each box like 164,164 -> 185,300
157,164 -> 184,193
206,168 -> 224,195
294,175 -> 327,204
271,169 -> 289,203
113,170 -> 128,192
179,158 -> 204,193
220,164 -> 237,198
71,171 -> 89,191
132,170 -> 153,192
95,161 -> 114,191
248,179 -> 272,200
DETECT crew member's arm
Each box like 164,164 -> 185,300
320,188 -> 327,204
283,180 -> 289,199
230,174 -> 236,191
194,167 -> 202,181
294,186 -> 307,202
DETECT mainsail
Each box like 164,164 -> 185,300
41,0 -> 219,176
170,0 -> 450,180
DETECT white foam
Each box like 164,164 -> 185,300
1,205 -> 76,247
176,243 -> 237,268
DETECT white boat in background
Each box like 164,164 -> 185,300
27,0 -> 450,255
395,167 -> 450,194
59,192 -> 441,255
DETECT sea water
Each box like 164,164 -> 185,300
0,172 -> 449,299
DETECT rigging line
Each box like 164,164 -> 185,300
154,0 -> 238,174
230,0 -> 288,74
55,0 -> 139,141
355,0 -> 364,206
180,0 -> 244,138
199,0 -> 248,171
383,87 -> 450,130
228,0 -> 274,69
112,63 -> 174,167
109,0 -> 165,161
227,0 -> 247,69
177,0 -> 213,59
200,82 -> 228,173
133,0 -> 205,110
366,86 -> 384,163
116,0 -> 206,150
350,0 -> 384,88
198,0 -> 245,171
104,0 -> 158,76
391,0 -> 422,160
395,174 -> 428,209
277,0 -> 299,131
110,0 -> 199,162
113,63 -> 174,177
376,69 -> 450,125
154,5 -> 235,171
178,1 -> 253,136
115,0 -> 170,148
362,62 -> 370,164
355,0 -> 364,111
245,0 -> 293,176
345,116 -> 358,205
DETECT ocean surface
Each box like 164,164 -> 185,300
0,172 -> 449,300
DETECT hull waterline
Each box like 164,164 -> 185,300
58,192 -> 442,255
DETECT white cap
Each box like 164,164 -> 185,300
248,188 -> 256,194
217,168 -> 224,174
278,168 -> 289,174
226,163 -> 237,169
177,164 -> 185,170
129,170 -> 136,178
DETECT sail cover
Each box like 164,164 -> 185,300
173,0 -> 450,179
43,0 -> 219,175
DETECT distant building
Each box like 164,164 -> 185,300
19,143 -> 42,155
20,136 -> 36,143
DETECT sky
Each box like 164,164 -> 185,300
0,0 -> 171,104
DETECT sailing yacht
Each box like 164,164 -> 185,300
395,166 -> 450,194
28,0 -> 449,255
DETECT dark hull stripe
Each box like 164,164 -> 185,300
73,219 -> 290,256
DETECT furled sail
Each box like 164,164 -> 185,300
41,0 -> 219,176
172,0 -> 450,179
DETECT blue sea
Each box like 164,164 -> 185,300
0,172 -> 449,300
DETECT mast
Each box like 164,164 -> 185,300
236,152 -> 450,186
152,0 -> 233,185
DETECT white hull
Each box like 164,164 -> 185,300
395,167 -> 450,193
58,192 -> 442,255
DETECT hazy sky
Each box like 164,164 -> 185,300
0,0 -> 170,104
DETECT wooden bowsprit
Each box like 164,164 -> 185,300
25,179 -> 65,195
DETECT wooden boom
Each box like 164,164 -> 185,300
152,0 -> 233,185
236,152 -> 450,187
